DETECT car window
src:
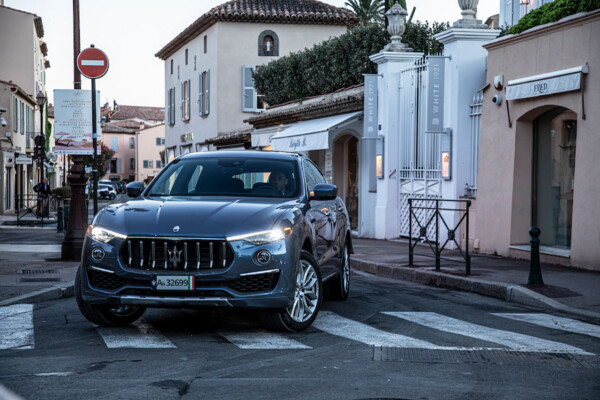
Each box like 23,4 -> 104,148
147,157 -> 300,198
302,159 -> 326,193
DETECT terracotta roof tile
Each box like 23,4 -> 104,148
156,0 -> 357,59
110,105 -> 165,122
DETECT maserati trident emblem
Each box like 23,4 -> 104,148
168,246 -> 183,267
173,226 -> 180,232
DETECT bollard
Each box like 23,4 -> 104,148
527,226 -> 544,285
63,199 -> 70,232
57,206 -> 64,233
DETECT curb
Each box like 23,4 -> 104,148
0,281 -> 74,307
351,257 -> 600,325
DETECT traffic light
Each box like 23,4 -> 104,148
34,136 -> 46,160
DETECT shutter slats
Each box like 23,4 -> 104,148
205,69 -> 210,115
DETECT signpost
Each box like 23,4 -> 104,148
77,45 -> 109,216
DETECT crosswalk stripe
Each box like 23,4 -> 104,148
492,313 -> 600,339
383,312 -> 593,355
218,330 -> 311,349
96,319 -> 176,349
0,244 -> 61,253
0,304 -> 34,350
313,311 -> 449,349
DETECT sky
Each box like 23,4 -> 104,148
5,0 -> 499,108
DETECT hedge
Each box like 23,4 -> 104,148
507,0 -> 600,34
253,22 -> 448,106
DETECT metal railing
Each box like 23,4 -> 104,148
15,194 -> 60,227
408,198 -> 472,275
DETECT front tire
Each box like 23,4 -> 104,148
259,250 -> 323,332
109,193 -> 116,200
75,266 -> 146,327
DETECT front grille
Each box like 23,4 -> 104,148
229,271 -> 279,293
88,268 -> 127,290
121,238 -> 234,271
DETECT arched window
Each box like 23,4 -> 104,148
258,30 -> 279,56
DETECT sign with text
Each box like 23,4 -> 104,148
426,57 -> 445,133
506,72 -> 582,100
54,89 -> 101,154
363,74 -> 379,190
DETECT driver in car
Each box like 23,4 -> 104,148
270,171 -> 290,196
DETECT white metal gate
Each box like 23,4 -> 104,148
398,57 -> 442,238
465,91 -> 483,197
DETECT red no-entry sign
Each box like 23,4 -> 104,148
77,47 -> 109,79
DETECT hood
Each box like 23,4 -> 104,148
94,196 -> 300,238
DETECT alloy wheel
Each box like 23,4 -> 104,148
287,259 -> 320,323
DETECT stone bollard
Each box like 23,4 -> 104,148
527,226 -> 544,285
57,206 -> 64,233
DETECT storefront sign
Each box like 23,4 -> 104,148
426,57 -> 445,133
506,66 -> 588,101
15,155 -> 33,165
180,132 -> 194,143
54,89 -> 101,154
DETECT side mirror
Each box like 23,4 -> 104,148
309,184 -> 337,201
126,181 -> 145,198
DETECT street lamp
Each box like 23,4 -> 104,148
36,91 -> 46,184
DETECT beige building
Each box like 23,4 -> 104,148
156,0 -> 356,161
476,10 -> 600,270
135,124 -> 165,182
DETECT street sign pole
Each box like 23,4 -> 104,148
91,76 -> 98,215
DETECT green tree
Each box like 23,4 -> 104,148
345,0 -> 384,25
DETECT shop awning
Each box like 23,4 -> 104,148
270,112 -> 361,152
251,124 -> 291,148
506,65 -> 589,101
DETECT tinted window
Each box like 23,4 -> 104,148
148,157 -> 300,198
302,159 -> 326,193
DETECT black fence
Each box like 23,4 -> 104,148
15,194 -> 60,227
408,198 -> 472,275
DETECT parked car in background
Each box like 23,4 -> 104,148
99,179 -> 122,194
97,183 -> 117,200
76,151 -> 352,332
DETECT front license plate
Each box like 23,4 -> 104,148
153,275 -> 195,291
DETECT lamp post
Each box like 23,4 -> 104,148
384,1 -> 410,52
36,90 -> 46,183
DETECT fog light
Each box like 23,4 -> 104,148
254,250 -> 271,265
91,247 -> 105,262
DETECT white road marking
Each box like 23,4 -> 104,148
313,311 -> 449,349
0,304 -> 34,350
218,330 -> 311,349
96,319 -> 176,349
34,372 -> 75,377
493,313 -> 600,339
0,244 -> 61,253
81,60 -> 104,66
384,312 -> 593,355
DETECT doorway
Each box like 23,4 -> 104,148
333,135 -> 359,230
532,108 -> 577,248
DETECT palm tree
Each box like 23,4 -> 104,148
345,0 -> 385,25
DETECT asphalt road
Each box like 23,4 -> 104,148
1,272 -> 599,400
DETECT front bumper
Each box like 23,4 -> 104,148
80,234 -> 299,310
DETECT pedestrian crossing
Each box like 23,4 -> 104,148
1,304 -> 598,354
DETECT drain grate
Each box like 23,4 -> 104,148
373,347 -> 599,369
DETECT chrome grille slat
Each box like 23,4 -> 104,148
151,241 -> 156,269
121,238 -> 232,272
184,242 -> 188,270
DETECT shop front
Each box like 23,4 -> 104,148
476,10 -> 600,270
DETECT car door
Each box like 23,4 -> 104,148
302,159 -> 336,277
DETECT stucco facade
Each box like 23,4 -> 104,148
477,11 -> 600,270
101,131 -> 136,181
135,124 -> 165,182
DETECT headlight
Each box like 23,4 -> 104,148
86,225 -> 127,243
227,227 -> 292,245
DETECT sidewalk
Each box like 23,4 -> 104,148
1,231 -> 599,325
351,238 -> 600,323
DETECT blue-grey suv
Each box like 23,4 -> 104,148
76,151 -> 352,331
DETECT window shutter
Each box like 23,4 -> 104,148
180,82 -> 184,121
205,69 -> 210,116
117,158 -> 122,174
20,101 -> 24,133
186,79 -> 191,120
171,88 -> 175,124
242,66 -> 256,112
198,73 -> 204,116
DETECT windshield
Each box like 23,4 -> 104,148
147,157 -> 300,198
